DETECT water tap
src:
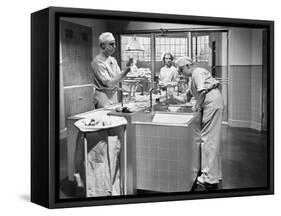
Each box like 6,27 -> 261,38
133,82 -> 144,97
113,86 -> 124,107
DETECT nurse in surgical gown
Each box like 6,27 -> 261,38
170,56 -> 224,186
159,52 -> 179,86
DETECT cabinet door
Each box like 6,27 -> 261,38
60,20 -> 94,118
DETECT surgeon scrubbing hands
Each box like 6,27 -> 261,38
167,89 -> 203,112
172,56 -> 224,187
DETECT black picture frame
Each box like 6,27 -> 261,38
31,6 -> 274,208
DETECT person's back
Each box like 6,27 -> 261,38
190,67 -> 219,96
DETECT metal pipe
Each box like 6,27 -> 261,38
148,87 -> 160,111
113,86 -> 124,107
133,82 -> 144,96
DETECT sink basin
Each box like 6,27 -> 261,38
168,104 -> 193,113
168,105 -> 181,112
152,103 -> 169,111
144,103 -> 194,113
152,112 -> 194,124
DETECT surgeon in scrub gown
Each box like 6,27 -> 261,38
73,32 -> 130,197
91,32 -> 131,108
168,56 -> 224,187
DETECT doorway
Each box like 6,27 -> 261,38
190,32 -> 229,122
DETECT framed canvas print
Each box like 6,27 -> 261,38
31,6 -> 274,208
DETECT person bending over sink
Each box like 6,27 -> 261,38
168,56 -> 224,189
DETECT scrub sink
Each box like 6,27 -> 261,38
152,112 -> 194,124
132,105 -> 201,193
144,103 -> 194,114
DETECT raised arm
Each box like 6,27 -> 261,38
92,60 -> 130,88
105,67 -> 130,88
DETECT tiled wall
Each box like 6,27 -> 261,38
229,66 -> 252,122
135,120 -> 200,192
228,28 -> 263,131
251,66 -> 263,124
229,65 -> 262,130
214,66 -> 228,122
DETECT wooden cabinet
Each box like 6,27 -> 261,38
60,20 -> 94,138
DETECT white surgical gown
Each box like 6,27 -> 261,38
190,67 -> 224,184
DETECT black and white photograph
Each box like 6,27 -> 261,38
2,0 -> 281,214
56,13 -> 272,200
1,0 -> 280,214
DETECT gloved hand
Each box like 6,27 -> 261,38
192,103 -> 202,112
124,66 -> 131,74
166,89 -> 175,99
126,57 -> 134,67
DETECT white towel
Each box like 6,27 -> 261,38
75,115 -> 127,132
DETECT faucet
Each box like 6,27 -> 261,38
148,86 -> 160,112
133,82 -> 144,97
113,86 -> 124,107
162,83 -> 175,103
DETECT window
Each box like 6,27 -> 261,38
121,35 -> 151,62
155,36 -> 189,61
192,35 -> 210,63
120,33 -> 191,76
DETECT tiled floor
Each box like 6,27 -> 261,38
59,125 -> 268,198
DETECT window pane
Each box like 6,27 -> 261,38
191,35 -> 209,62
120,35 -> 151,69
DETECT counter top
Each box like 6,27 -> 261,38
66,99 -> 201,194
68,100 -> 199,127
108,102 -> 199,127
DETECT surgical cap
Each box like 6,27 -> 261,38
161,51 -> 174,60
175,56 -> 193,67
98,32 -> 115,44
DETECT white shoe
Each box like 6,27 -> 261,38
197,174 -> 219,185
197,175 -> 205,185
74,173 -> 84,188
